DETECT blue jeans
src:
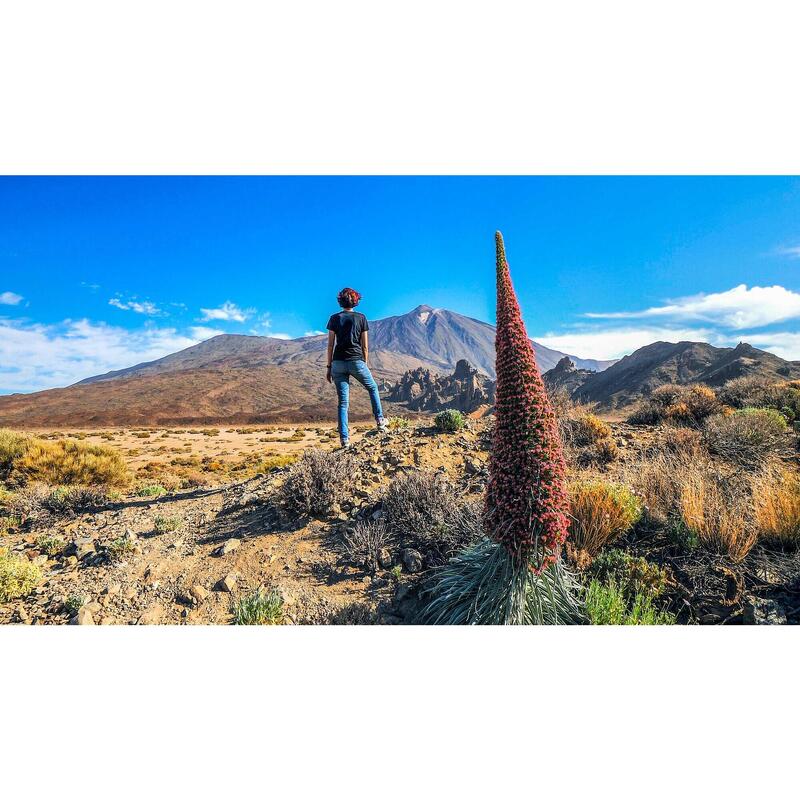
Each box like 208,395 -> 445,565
331,359 -> 384,442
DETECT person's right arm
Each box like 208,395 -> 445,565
326,330 -> 335,383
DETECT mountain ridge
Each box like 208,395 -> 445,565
566,339 -> 800,408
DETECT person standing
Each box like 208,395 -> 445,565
326,287 -> 387,447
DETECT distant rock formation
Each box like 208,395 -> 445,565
386,359 -> 495,413
543,356 -> 595,396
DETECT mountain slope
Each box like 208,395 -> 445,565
78,305 -> 611,386
574,340 -> 800,408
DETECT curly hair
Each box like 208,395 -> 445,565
337,287 -> 362,308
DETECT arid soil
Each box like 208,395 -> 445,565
1,422 -> 488,625
3,415 -> 799,625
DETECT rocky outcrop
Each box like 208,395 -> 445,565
386,359 -> 495,413
543,356 -> 595,396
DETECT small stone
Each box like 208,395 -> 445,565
102,582 -> 122,597
137,604 -> 164,625
401,548 -> 423,574
74,607 -> 95,625
100,616 -> 115,625
18,606 -> 30,623
84,601 -> 103,615
215,538 -> 241,557
219,572 -> 238,592
64,555 -> 79,568
74,538 -> 96,559
377,548 -> 394,568
189,584 -> 209,604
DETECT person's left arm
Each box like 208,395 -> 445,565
360,330 -> 369,366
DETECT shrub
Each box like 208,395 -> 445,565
752,469 -> 800,551
434,409 -> 465,433
567,480 -> 642,564
41,485 -> 108,514
678,470 -> 757,562
719,375 -> 800,420
11,438 -> 129,487
382,472 -> 480,556
588,548 -> 668,600
105,534 -> 137,562
231,588 -> 283,625
35,533 -> 66,556
64,593 -> 86,615
585,579 -> 675,625
280,448 -> 353,517
562,413 -> 611,447
0,429 -> 31,480
703,408 -> 788,469
387,416 -> 410,430
341,519 -> 393,571
7,483 -> 50,525
251,454 -> 298,473
628,383 -> 722,427
135,483 -> 167,498
660,426 -> 704,457
153,515 -> 181,533
593,438 -> 619,464
0,547 -> 42,602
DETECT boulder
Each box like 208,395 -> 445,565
401,548 -> 423,574
743,598 -> 787,625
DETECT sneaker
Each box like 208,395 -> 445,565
377,417 -> 388,433
340,439 -> 351,449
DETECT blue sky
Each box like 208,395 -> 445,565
2,176 -> 800,394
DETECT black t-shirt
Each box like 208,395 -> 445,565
327,310 -> 369,361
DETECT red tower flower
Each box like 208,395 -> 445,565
485,231 -> 570,572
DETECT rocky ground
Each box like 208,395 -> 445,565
3,415 -> 799,625
0,422 -> 488,625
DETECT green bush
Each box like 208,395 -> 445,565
0,547 -> 42,602
585,579 -> 675,625
153,515 -> 181,533
231,588 -> 284,625
434,410 -> 465,433
35,533 -> 66,557
64,594 -> 86,615
387,416 -> 410,430
719,376 -> 800,421
135,483 -> 167,498
105,534 -> 136,562
589,549 -> 668,600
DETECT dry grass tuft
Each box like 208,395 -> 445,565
10,438 -> 130,487
566,480 -> 642,565
752,469 -> 800,551
678,470 -> 757,562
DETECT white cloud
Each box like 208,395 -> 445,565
777,245 -> 800,259
535,326 -> 726,361
270,333 -> 292,340
0,291 -> 23,305
189,326 -> 226,341
199,301 -> 252,323
586,284 -> 800,330
743,331 -> 800,361
109,297 -> 162,316
304,330 -> 326,337
0,318 -> 202,393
